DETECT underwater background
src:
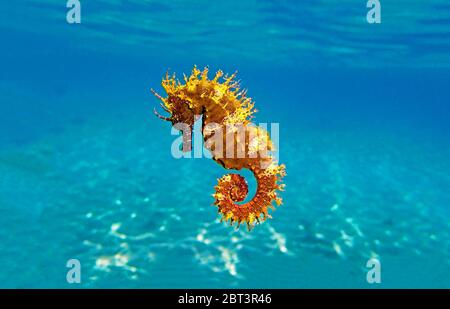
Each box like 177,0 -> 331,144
0,0 -> 449,288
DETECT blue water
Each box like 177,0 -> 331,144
0,1 -> 449,288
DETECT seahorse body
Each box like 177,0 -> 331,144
152,66 -> 286,230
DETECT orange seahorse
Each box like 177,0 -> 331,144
152,66 -> 286,230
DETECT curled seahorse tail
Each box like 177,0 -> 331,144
213,162 -> 286,230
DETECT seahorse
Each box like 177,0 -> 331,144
152,66 -> 286,230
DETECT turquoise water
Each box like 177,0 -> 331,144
0,1 -> 449,288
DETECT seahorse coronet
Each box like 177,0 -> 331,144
153,66 -> 286,230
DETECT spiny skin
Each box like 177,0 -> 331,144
152,66 -> 286,230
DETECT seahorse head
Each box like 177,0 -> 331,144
164,95 -> 197,126
152,71 -> 203,127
